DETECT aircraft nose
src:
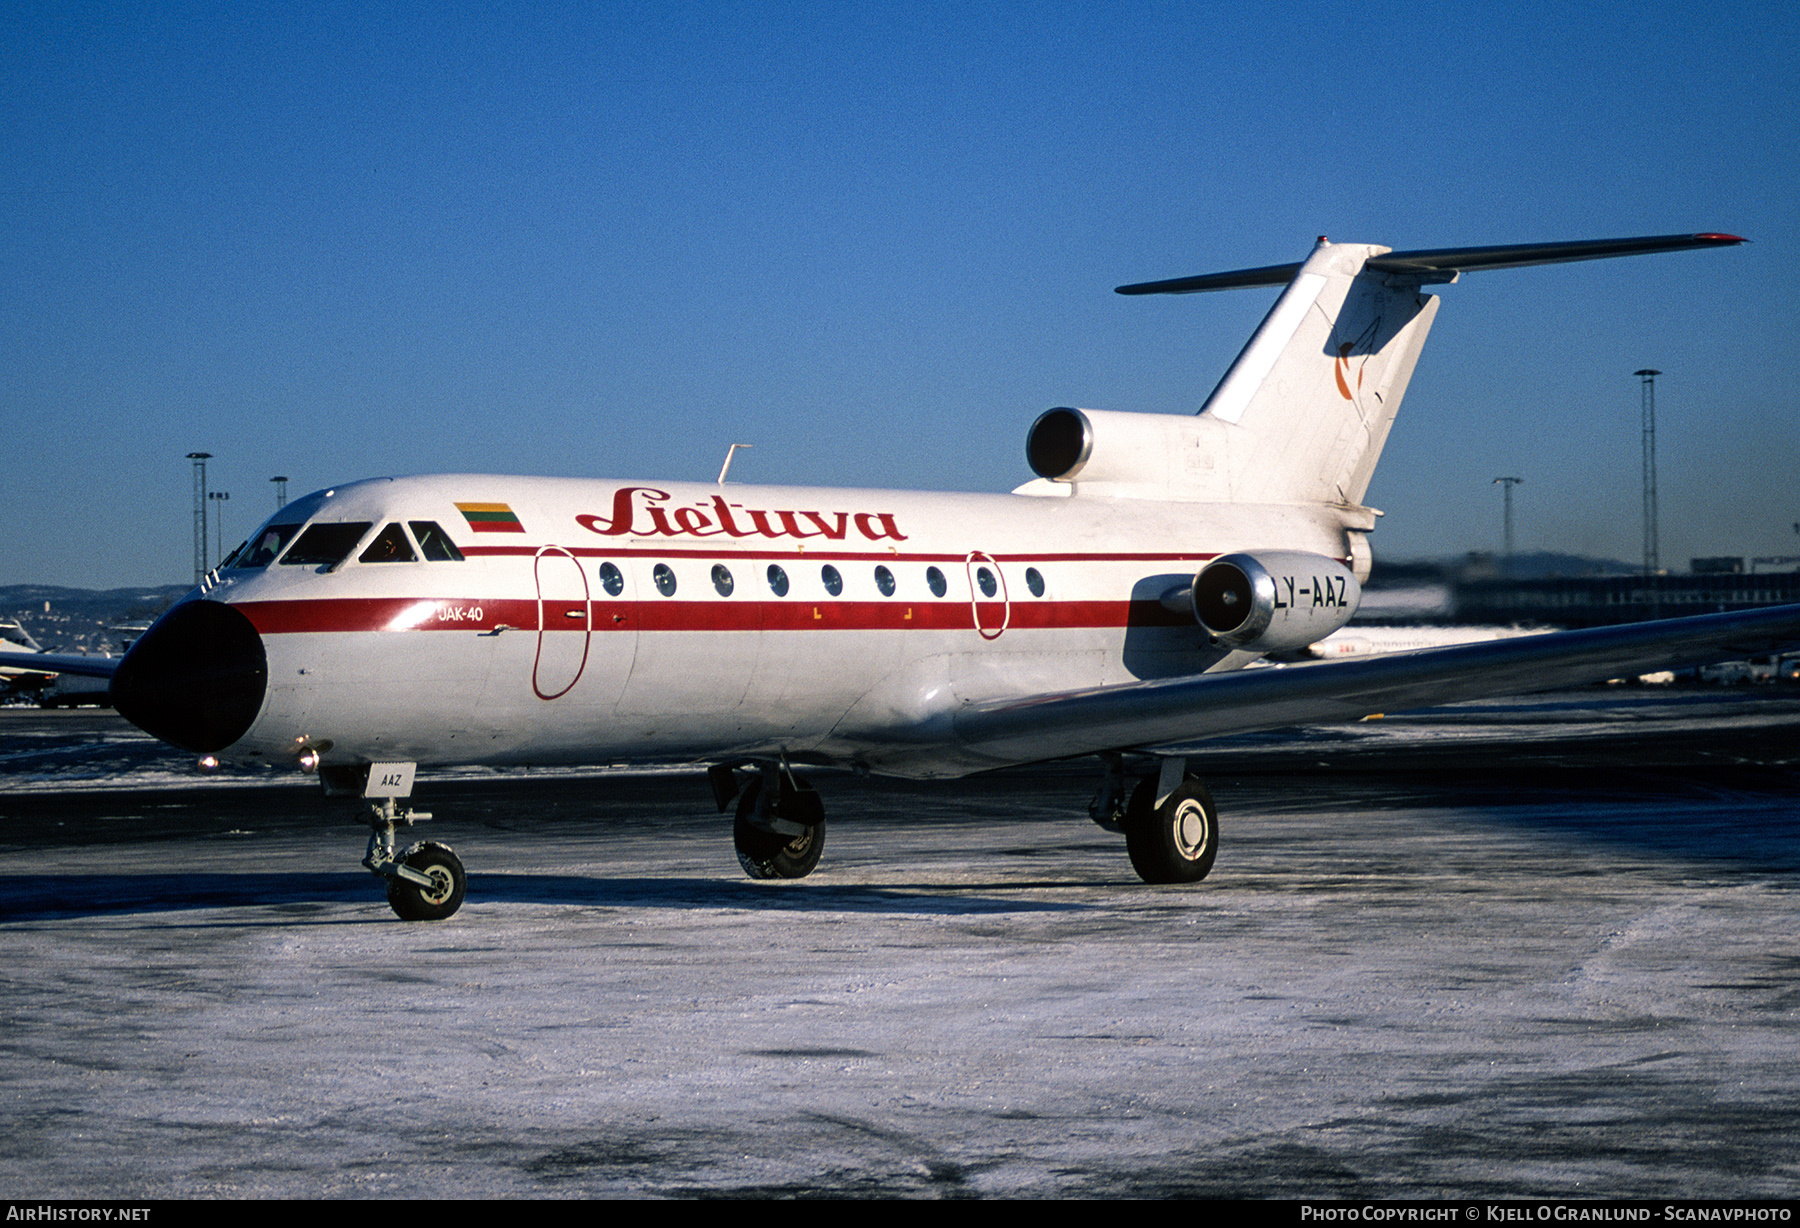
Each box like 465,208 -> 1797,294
112,600 -> 268,753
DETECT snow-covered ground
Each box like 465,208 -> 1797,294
2,697 -> 1798,1197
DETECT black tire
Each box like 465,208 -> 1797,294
734,778 -> 826,880
1124,775 -> 1219,885
386,842 -> 467,921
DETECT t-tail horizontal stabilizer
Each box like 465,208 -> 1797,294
1108,231 -> 1745,508
1113,232 -> 1747,296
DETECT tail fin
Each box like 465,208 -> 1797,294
1195,238 -> 1436,505
1116,232 -> 1744,507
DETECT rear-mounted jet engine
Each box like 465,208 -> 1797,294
1188,551 -> 1360,652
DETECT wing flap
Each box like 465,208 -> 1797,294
950,603 -> 1800,768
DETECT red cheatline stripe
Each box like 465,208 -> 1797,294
231,597 -> 1194,635
461,544 -> 1222,563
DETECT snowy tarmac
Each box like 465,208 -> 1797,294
2,692 -> 1798,1198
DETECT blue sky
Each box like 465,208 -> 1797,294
4,1 -> 1795,588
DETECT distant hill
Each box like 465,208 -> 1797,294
0,584 -> 191,655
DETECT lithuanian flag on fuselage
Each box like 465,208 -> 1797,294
454,502 -> 526,534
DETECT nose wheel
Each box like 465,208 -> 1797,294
383,841 -> 467,921
358,787 -> 468,921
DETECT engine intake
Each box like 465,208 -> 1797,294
1191,551 -> 1360,652
1024,406 -> 1204,488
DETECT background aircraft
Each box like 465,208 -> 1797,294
0,621 -> 54,700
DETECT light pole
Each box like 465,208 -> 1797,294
1493,476 -> 1522,573
1635,369 -> 1661,576
209,490 -> 231,567
271,475 -> 289,509
186,452 -> 212,586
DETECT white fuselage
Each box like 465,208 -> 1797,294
203,474 -> 1360,778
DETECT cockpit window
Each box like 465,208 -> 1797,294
359,523 -> 417,563
409,521 -> 465,562
280,522 -> 373,567
231,523 -> 302,569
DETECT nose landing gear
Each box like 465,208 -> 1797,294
364,796 -> 467,921
324,760 -> 468,921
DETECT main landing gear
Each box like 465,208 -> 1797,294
710,762 -> 827,880
1091,753 -> 1220,885
321,761 -> 468,921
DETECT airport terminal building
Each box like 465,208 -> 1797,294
1364,556 -> 1800,630
1457,569 -> 1800,629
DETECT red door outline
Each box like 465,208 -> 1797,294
965,551 -> 1010,641
532,545 -> 591,700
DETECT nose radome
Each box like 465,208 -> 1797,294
111,600 -> 268,753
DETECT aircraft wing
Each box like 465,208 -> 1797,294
8,653 -> 122,681
950,603 -> 1800,767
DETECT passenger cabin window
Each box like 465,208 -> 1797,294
280,522 -> 373,568
926,566 -> 947,598
820,565 -> 843,597
409,521 -> 465,562
359,523 -> 417,564
232,523 -> 302,569
598,562 -> 624,596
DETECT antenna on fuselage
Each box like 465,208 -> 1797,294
717,443 -> 754,485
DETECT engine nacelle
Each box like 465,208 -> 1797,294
1190,551 -> 1361,652
1026,406 -> 1212,489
